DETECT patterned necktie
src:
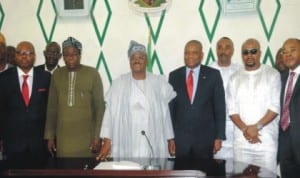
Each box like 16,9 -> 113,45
22,75 -> 30,106
281,72 -> 296,131
186,70 -> 194,102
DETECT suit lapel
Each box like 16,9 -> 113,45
193,66 -> 207,104
30,68 -> 39,106
291,75 -> 300,101
181,67 -> 191,104
11,68 -> 27,106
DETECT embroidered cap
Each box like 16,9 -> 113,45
62,36 -> 82,53
127,40 -> 146,58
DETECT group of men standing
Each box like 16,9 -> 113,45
0,33 -> 299,178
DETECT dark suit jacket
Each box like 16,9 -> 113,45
279,71 -> 300,163
0,67 -> 51,158
169,65 -> 226,159
35,64 -> 59,73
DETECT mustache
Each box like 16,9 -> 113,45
132,62 -> 142,65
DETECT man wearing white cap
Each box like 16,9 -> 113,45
97,40 -> 176,160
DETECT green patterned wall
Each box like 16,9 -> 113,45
0,0 -> 298,91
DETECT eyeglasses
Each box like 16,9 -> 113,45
242,49 -> 258,55
16,51 -> 34,56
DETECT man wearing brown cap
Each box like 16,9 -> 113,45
97,40 -> 176,160
44,37 -> 105,157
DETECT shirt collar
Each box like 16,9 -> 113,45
45,65 -> 58,74
186,64 -> 201,75
289,65 -> 300,75
17,67 -> 34,77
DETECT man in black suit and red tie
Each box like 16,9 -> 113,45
168,40 -> 226,160
0,41 -> 51,168
278,38 -> 300,178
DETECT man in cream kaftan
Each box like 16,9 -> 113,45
209,37 -> 241,160
227,39 -> 280,174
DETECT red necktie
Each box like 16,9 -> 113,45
22,75 -> 30,106
186,70 -> 194,102
281,72 -> 295,131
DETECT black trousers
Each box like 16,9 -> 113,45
278,128 -> 300,178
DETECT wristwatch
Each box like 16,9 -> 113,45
256,123 -> 263,131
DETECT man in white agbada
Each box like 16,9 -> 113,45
209,37 -> 240,160
227,38 -> 281,175
97,40 -> 176,160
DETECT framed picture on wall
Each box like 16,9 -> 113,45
222,0 -> 257,15
56,0 -> 91,17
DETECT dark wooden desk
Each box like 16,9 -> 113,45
0,157 -> 277,177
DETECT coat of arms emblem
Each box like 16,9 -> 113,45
129,0 -> 172,16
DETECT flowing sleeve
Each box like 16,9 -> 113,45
268,70 -> 281,114
227,74 -> 239,116
160,76 -> 176,140
99,84 -> 113,139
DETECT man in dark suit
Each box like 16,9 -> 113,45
278,38 -> 300,178
168,40 -> 226,159
36,41 -> 61,74
0,41 -> 51,168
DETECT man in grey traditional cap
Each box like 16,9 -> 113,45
97,40 -> 176,160
44,36 -> 105,157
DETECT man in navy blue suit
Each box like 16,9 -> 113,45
278,38 -> 300,178
0,41 -> 51,168
168,40 -> 226,160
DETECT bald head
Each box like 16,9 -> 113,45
15,41 -> 36,73
216,37 -> 234,66
242,38 -> 260,50
241,38 -> 261,71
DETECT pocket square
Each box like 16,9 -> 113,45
38,88 -> 47,92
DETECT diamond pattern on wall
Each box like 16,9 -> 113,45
1,0 -> 285,75
198,0 -> 221,43
263,47 -> 275,67
0,3 -> 5,30
91,0 -> 112,83
205,48 -> 216,65
144,10 -> 166,74
198,0 -> 221,65
257,0 -> 281,41
36,0 -> 58,43
257,0 -> 281,65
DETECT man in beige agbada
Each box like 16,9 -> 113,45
97,40 -> 176,160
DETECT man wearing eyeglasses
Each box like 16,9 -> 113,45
0,41 -> 51,167
36,42 -> 62,74
227,38 -> 281,175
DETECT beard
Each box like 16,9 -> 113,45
245,62 -> 256,68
